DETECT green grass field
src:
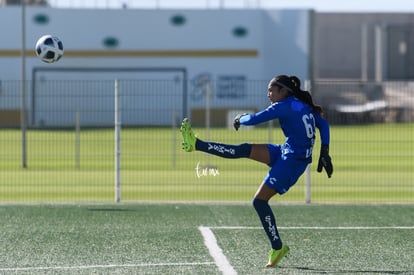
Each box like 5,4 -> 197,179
0,204 -> 413,274
0,123 -> 413,203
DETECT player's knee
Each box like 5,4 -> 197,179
238,143 -> 252,158
252,197 -> 266,210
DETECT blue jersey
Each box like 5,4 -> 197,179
239,95 -> 330,160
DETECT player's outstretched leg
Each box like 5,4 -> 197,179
180,118 -> 197,152
266,244 -> 290,268
180,118 -> 252,158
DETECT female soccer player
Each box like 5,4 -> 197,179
180,74 -> 333,268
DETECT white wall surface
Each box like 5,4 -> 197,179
0,7 -> 311,126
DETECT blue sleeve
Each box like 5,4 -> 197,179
239,104 -> 282,126
314,113 -> 330,145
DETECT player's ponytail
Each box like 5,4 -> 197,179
274,75 -> 323,115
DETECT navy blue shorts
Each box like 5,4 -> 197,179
263,144 -> 311,194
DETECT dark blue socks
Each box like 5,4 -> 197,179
195,139 -> 251,159
253,198 -> 282,250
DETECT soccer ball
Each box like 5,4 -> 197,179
35,35 -> 64,63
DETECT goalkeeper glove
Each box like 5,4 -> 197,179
233,113 -> 248,131
317,144 -> 333,178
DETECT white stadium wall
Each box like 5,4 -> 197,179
0,7 -> 311,126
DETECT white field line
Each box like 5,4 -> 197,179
199,226 -> 237,275
0,262 -> 214,272
209,226 -> 414,230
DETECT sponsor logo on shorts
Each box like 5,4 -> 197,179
269,177 -> 277,185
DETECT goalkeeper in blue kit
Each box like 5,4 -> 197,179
180,75 -> 333,268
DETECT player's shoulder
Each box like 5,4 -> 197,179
289,96 -> 311,112
268,100 -> 288,112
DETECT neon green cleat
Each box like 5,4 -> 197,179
180,118 -> 197,152
265,244 -> 290,268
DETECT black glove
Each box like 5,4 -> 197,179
233,113 -> 247,131
317,144 -> 333,178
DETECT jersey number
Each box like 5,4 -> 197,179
302,113 -> 315,138
302,114 -> 315,158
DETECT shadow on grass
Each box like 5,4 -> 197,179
282,266 -> 411,274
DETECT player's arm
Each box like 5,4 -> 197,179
233,104 -> 281,130
314,113 -> 333,178
315,113 -> 330,145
